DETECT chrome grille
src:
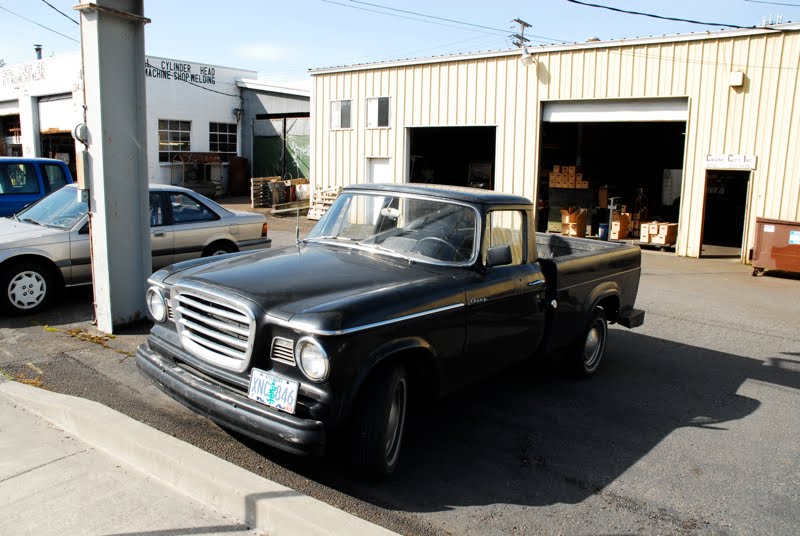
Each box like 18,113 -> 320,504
166,299 -> 174,321
172,290 -> 255,371
271,337 -> 296,366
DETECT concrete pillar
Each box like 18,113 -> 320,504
17,95 -> 40,157
76,0 -> 151,333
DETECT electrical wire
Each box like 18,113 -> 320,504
744,0 -> 800,6
40,0 -> 79,25
566,0 -> 753,29
0,4 -> 79,43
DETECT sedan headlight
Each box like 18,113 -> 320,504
296,337 -> 329,382
146,287 -> 168,323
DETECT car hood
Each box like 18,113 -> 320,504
0,217 -> 67,249
164,243 -> 468,333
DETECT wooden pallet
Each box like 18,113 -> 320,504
271,200 -> 310,215
307,187 -> 342,220
251,176 -> 281,208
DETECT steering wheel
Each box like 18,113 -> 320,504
414,236 -> 458,260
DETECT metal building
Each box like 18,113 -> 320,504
309,23 -> 800,262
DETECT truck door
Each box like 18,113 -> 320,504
465,209 -> 545,374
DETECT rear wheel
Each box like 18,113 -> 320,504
568,307 -> 608,378
202,241 -> 238,257
350,364 -> 408,478
1,260 -> 56,315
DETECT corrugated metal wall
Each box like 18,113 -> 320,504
312,29 -> 800,259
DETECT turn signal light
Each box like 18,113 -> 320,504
261,223 -> 268,237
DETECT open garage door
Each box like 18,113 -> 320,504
539,99 -> 687,242
408,126 -> 495,189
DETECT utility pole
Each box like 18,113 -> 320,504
511,18 -> 531,48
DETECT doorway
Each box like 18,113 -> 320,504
408,126 -> 496,189
701,170 -> 750,258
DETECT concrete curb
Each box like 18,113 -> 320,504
0,380 -> 396,536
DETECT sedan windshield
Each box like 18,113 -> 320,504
15,186 -> 87,230
306,192 -> 478,264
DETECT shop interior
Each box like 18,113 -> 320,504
408,126 -> 496,189
538,120 -> 686,245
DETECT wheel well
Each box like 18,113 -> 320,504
595,295 -> 620,323
203,239 -> 238,255
1,255 -> 64,287
361,348 -> 439,410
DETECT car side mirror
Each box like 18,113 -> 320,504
486,244 -> 512,267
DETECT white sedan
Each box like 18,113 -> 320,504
0,183 -> 270,315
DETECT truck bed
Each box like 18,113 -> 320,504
535,233 -> 643,351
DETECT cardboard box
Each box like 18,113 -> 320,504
599,186 -> 608,209
577,180 -> 589,189
553,165 -> 561,173
567,165 -> 577,176
560,207 -> 587,238
651,223 -> 678,245
648,222 -> 660,235
610,229 -> 628,240
575,173 -> 583,181
567,176 -> 576,188
640,224 -> 650,242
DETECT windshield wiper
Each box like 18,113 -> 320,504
19,218 -> 43,226
304,235 -> 359,242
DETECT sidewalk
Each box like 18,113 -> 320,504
0,378 -> 395,536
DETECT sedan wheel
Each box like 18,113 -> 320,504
2,262 -> 55,315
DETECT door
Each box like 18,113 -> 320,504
465,209 -> 545,376
168,191 -> 220,263
69,218 -> 92,285
701,170 -> 750,258
149,191 -> 174,269
366,157 -> 392,183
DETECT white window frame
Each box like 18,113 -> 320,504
209,122 -> 237,162
366,96 -> 391,129
158,119 -> 191,163
330,99 -> 352,130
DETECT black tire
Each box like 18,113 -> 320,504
568,307 -> 608,378
202,241 -> 238,257
350,364 -> 408,478
1,260 -> 56,315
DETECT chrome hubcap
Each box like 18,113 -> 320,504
584,325 -> 602,369
8,271 -> 47,310
211,250 -> 228,256
385,378 -> 407,464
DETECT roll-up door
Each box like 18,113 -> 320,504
0,100 -> 19,116
38,94 -> 76,132
542,98 -> 688,123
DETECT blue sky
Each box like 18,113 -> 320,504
1,1 -> 797,88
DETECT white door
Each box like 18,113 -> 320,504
366,157 -> 392,183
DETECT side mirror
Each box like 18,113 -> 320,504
486,244 -> 512,267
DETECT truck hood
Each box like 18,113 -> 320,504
165,243 -> 467,331
0,217 -> 66,249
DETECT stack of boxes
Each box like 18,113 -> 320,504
550,164 -> 589,189
640,222 -> 678,245
561,206 -> 588,238
610,211 -> 632,240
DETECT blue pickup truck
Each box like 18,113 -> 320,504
0,157 -> 74,217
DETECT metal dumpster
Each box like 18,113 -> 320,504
750,217 -> 800,276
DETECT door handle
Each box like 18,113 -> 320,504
527,280 -> 545,288
152,231 -> 166,237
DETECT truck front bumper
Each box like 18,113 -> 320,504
135,342 -> 325,456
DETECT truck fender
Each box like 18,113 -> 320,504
584,282 -> 621,323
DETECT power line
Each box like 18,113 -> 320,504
566,0 -> 753,29
40,0 -> 79,25
349,0 -> 564,43
745,0 -> 800,6
0,4 -> 79,43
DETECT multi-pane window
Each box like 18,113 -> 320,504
330,99 -> 351,129
366,97 -> 390,128
209,122 -> 237,162
158,119 -> 190,163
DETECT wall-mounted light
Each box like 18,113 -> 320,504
233,107 -> 244,122
520,47 -> 536,66
729,71 -> 745,88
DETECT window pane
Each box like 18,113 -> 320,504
486,211 -> 525,265
42,164 -> 67,192
378,97 -> 389,127
158,119 -> 168,130
367,98 -> 377,128
341,100 -> 351,129
170,192 -> 215,223
179,121 -> 190,131
330,101 -> 341,129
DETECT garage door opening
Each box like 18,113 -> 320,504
539,116 -> 686,240
40,131 -> 77,179
408,127 -> 495,189
701,170 -> 750,258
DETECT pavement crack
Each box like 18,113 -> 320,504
0,449 -> 88,483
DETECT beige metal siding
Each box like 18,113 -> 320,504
311,29 -> 800,260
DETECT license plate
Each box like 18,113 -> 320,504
248,368 -> 299,414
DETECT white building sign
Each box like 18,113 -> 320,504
704,153 -> 757,170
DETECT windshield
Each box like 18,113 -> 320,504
306,192 -> 479,265
15,186 -> 87,229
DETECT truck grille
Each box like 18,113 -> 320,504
172,290 -> 255,371
271,337 -> 296,366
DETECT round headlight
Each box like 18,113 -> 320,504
296,337 -> 329,382
146,287 -> 167,322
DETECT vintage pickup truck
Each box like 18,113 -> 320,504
136,183 -> 645,476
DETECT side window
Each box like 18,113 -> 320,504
149,192 -> 166,227
484,210 -> 525,265
42,164 -> 68,193
0,163 -> 40,194
169,192 -> 216,224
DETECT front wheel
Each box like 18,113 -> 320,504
350,364 -> 408,478
202,241 -> 238,257
1,261 -> 56,315
568,307 -> 608,378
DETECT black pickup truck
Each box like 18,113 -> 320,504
136,183 -> 644,476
